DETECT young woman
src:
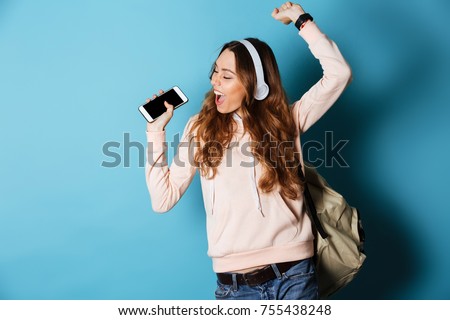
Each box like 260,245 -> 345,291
145,2 -> 352,300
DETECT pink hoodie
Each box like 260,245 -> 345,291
145,21 -> 352,273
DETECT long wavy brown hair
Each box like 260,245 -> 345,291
189,38 -> 303,199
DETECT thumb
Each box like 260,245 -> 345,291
271,8 -> 279,18
164,101 -> 174,115
164,100 -> 174,110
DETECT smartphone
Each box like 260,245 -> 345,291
138,86 -> 188,122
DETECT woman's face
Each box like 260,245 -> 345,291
210,49 -> 247,117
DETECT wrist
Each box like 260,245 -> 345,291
146,123 -> 165,132
289,6 -> 305,23
289,10 -> 305,23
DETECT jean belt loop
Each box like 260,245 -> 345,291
271,263 -> 282,279
232,273 -> 238,291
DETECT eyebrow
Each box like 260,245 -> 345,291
214,63 -> 237,75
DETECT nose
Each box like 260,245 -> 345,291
210,73 -> 220,86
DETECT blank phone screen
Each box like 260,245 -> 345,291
142,89 -> 184,120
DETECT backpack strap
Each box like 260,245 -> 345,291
297,164 -> 329,239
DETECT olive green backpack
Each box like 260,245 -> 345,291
298,162 -> 366,299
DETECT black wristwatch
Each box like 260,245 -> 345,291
295,13 -> 313,30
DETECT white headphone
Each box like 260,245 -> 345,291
239,40 -> 270,100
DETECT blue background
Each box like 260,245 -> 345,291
1,0 -> 449,299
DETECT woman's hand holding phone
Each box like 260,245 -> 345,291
146,89 -> 174,132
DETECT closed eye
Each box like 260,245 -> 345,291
212,69 -> 232,80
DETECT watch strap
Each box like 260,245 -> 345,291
295,13 -> 314,30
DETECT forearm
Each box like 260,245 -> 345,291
273,3 -> 352,93
293,21 -> 352,133
145,130 -> 174,213
145,118 -> 198,213
300,21 -> 352,86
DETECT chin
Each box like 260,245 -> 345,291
216,105 -> 239,115
216,106 -> 230,114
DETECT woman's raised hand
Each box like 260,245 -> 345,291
271,2 -> 305,25
145,89 -> 174,132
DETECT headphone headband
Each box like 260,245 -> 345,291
239,40 -> 269,100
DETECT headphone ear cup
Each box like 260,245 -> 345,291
239,39 -> 270,101
255,83 -> 269,100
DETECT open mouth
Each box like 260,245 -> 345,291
214,90 -> 226,106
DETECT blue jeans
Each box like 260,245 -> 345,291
215,258 -> 318,300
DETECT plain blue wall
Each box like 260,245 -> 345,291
1,0 -> 449,299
